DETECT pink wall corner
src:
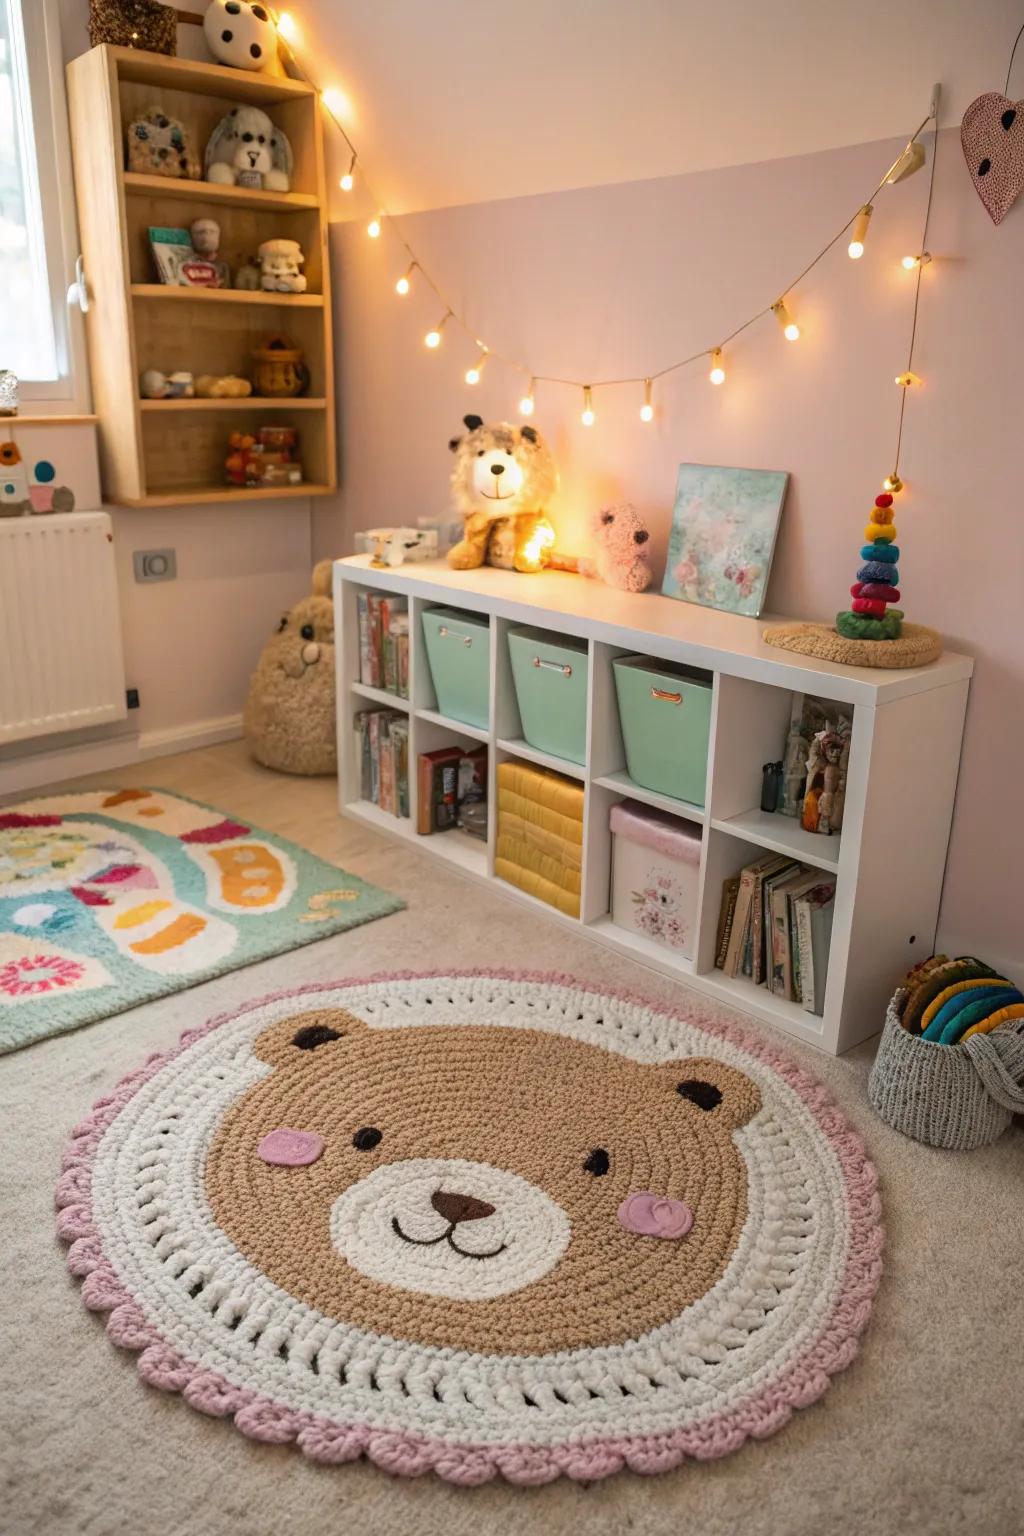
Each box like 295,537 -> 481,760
315,129 -> 1024,971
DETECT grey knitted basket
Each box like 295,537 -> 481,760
868,989 -> 1024,1150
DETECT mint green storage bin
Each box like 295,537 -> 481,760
421,608 -> 490,729
508,628 -> 589,765
613,656 -> 712,806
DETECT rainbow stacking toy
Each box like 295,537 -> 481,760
836,492 -> 902,641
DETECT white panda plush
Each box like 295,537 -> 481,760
203,0 -> 277,72
205,107 -> 294,191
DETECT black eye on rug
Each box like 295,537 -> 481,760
353,1127 -> 382,1151
677,1079 -> 722,1111
583,1148 -> 610,1176
292,1024 -> 341,1050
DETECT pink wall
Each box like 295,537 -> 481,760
316,129 -> 1023,970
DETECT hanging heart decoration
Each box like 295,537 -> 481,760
960,91 -> 1024,224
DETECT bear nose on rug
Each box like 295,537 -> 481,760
431,1190 -> 496,1225
490,463 -> 505,477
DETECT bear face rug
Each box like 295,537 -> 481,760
57,972 -> 883,1485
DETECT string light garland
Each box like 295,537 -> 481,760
465,348 -> 488,385
340,151 -> 356,192
270,10 -> 938,477
395,261 -> 416,295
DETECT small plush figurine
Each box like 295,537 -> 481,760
258,237 -> 306,293
579,503 -> 653,592
205,107 -> 293,191
243,560 -> 336,775
195,374 -> 252,398
140,369 -> 194,399
447,415 -> 557,574
203,0 -> 276,71
126,106 -> 200,179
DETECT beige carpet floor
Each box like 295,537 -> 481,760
1,740 -> 1021,1536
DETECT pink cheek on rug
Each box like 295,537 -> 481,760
257,1129 -> 325,1167
617,1192 -> 694,1239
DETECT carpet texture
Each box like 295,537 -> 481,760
56,972 -> 882,1484
0,788 -> 402,1053
2,741 -> 1021,1536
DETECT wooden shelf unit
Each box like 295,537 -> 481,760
334,555 -> 974,1056
66,46 -> 336,507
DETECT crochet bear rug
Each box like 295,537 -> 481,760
58,972 -> 882,1485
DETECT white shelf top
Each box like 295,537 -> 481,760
335,555 -> 972,706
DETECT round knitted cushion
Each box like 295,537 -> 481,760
57,972 -> 883,1485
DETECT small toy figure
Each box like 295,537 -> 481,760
370,529 -> 424,569
234,259 -> 261,291
760,760 -> 783,813
579,502 -> 653,592
203,0 -> 277,73
189,218 -> 229,287
258,237 -> 306,293
225,427 -> 302,488
205,107 -> 292,190
140,369 -> 194,399
251,334 -> 309,397
801,726 -> 848,835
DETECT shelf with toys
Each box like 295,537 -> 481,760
66,45 -> 335,506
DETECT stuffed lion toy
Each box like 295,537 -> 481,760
244,560 -> 336,775
448,414 -> 557,573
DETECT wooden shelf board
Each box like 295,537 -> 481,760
702,968 -> 827,1033
496,737 -> 587,781
108,46 -> 317,105
139,397 -> 327,413
711,808 -> 841,873
117,482 -> 334,507
131,284 -> 324,308
415,707 -> 490,744
351,680 -> 410,712
0,414 -> 98,426
123,172 -> 319,212
592,770 -> 706,825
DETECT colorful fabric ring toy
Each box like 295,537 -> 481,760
851,597 -> 887,616
923,984 -> 1020,1043
937,989 -> 1024,1044
857,561 -> 900,586
851,581 -> 901,602
918,975 -> 1010,1035
860,543 -> 899,563
864,522 -> 897,543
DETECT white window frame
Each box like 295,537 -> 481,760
9,0 -> 89,411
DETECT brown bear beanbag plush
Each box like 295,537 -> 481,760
244,560 -> 336,775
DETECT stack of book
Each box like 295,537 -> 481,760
354,710 -> 409,818
715,854 -> 836,1015
417,746 -> 488,840
357,591 -> 409,699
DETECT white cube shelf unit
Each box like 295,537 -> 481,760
334,555 -> 973,1055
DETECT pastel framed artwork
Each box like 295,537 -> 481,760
662,464 -> 789,618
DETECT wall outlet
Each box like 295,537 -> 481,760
126,688 -> 140,709
133,548 -> 176,583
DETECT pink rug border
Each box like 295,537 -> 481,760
55,968 -> 883,1486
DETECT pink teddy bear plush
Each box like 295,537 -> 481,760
580,502 -> 654,592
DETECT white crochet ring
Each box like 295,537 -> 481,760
57,971 -> 883,1485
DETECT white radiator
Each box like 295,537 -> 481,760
0,512 -> 127,745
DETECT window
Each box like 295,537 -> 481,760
0,0 -> 86,407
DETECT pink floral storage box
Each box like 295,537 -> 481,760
609,800 -> 702,958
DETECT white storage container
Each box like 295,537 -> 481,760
610,800 -> 702,958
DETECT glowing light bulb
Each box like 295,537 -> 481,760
465,349 -> 487,385
901,251 -> 931,271
394,262 -> 415,296
883,473 -> 904,494
848,204 -> 873,260
276,12 -> 298,43
580,386 -> 595,427
424,312 -> 449,349
322,88 -> 349,119
367,217 -> 381,239
519,379 -> 536,416
340,153 -> 356,193
709,349 -> 726,386
640,378 -> 654,422
772,300 -> 800,342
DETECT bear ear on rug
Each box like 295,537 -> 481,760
251,1006 -> 369,1067
653,1056 -> 763,1130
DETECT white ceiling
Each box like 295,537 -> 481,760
276,0 -> 1023,213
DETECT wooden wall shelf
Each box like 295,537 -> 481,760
66,45 -> 336,507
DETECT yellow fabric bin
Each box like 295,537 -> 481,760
496,760 -> 584,918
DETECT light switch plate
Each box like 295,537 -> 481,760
133,548 -> 176,583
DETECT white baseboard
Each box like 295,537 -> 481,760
0,713 -> 243,800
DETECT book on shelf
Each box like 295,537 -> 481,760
716,853 -> 836,1015
416,746 -> 488,839
354,709 -> 409,818
357,591 -> 409,698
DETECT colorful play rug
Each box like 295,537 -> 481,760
0,790 -> 403,1053
57,972 -> 883,1485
